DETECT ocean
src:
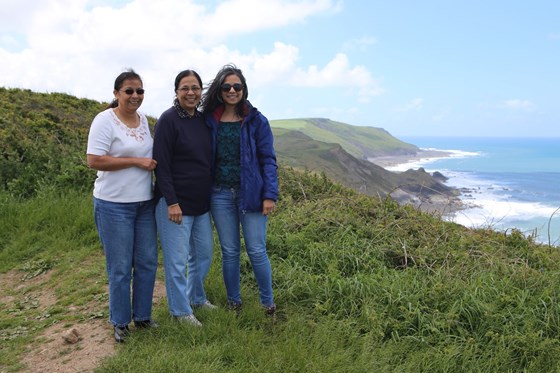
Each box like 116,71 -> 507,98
391,137 -> 560,246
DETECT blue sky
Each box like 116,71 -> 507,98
1,0 -> 558,137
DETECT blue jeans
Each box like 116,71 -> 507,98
93,197 -> 158,328
210,186 -> 274,307
155,197 -> 213,316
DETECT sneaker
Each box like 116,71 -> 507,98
195,300 -> 218,310
174,314 -> 202,327
113,325 -> 129,343
264,303 -> 276,317
134,319 -> 159,329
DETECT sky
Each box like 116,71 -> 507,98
1,0 -> 559,138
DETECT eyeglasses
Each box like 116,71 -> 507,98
178,86 -> 201,93
221,83 -> 244,92
121,88 -> 145,95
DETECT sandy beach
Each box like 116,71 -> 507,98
368,149 -> 454,169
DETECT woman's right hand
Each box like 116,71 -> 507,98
136,157 -> 158,171
168,204 -> 182,224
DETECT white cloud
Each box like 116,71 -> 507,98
292,53 -> 379,85
502,99 -> 537,111
0,0 -> 379,117
203,0 -> 335,37
251,42 -> 300,83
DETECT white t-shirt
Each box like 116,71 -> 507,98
86,108 -> 154,203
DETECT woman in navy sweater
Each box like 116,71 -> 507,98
153,69 -> 216,326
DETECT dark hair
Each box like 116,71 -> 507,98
201,64 -> 248,118
106,68 -> 143,109
174,69 -> 203,91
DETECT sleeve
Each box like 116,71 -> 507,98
153,111 -> 178,205
255,113 -> 279,201
86,111 -> 113,156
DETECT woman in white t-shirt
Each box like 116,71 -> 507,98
86,69 -> 158,343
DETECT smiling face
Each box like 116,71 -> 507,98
114,78 -> 143,112
176,75 -> 202,114
220,73 -> 244,107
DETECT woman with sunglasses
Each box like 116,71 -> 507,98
153,69 -> 216,327
86,69 -> 159,343
202,64 -> 278,316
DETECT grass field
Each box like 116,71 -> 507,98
2,168 -> 560,372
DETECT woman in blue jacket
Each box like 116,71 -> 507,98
202,64 -> 278,315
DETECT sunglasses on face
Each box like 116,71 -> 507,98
221,83 -> 243,92
121,88 -> 145,95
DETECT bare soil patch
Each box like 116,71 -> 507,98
1,269 -> 166,373
21,319 -> 116,373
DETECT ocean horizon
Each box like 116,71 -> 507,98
393,136 -> 560,246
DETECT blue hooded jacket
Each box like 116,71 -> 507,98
207,101 -> 279,213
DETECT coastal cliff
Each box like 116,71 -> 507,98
270,120 -> 461,214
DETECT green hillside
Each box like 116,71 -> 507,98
1,87 -> 560,371
2,166 -> 560,372
273,128 -> 459,211
271,118 -> 418,158
0,87 -> 155,198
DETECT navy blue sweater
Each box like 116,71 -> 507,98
153,107 -> 213,216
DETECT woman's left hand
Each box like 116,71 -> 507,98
262,199 -> 275,216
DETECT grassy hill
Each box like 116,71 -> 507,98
0,87 -> 156,198
270,117 -> 418,158
0,87 -> 105,197
3,88 -> 560,371
273,128 -> 459,212
2,167 -> 560,372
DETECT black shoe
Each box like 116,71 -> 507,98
114,325 -> 129,343
134,319 -> 159,329
227,301 -> 242,312
265,303 -> 276,317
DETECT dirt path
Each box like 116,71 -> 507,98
1,269 -> 166,373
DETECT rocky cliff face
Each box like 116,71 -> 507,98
273,129 -> 461,214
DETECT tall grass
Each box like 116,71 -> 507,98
3,168 -> 560,372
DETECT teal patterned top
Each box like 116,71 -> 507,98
214,120 -> 241,188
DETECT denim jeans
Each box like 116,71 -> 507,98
155,197 -> 213,316
93,197 -> 158,328
210,186 -> 274,307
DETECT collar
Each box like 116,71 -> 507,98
173,98 -> 201,119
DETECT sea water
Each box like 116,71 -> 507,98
393,137 -> 560,246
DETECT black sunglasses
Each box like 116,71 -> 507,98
221,83 -> 243,92
121,88 -> 145,95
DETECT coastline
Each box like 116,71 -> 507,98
368,149 -> 454,169
368,149 -> 463,216
369,139 -> 560,245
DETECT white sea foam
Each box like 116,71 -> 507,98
442,170 -> 560,230
385,148 -> 480,172
381,147 -> 560,244
438,170 -> 560,244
